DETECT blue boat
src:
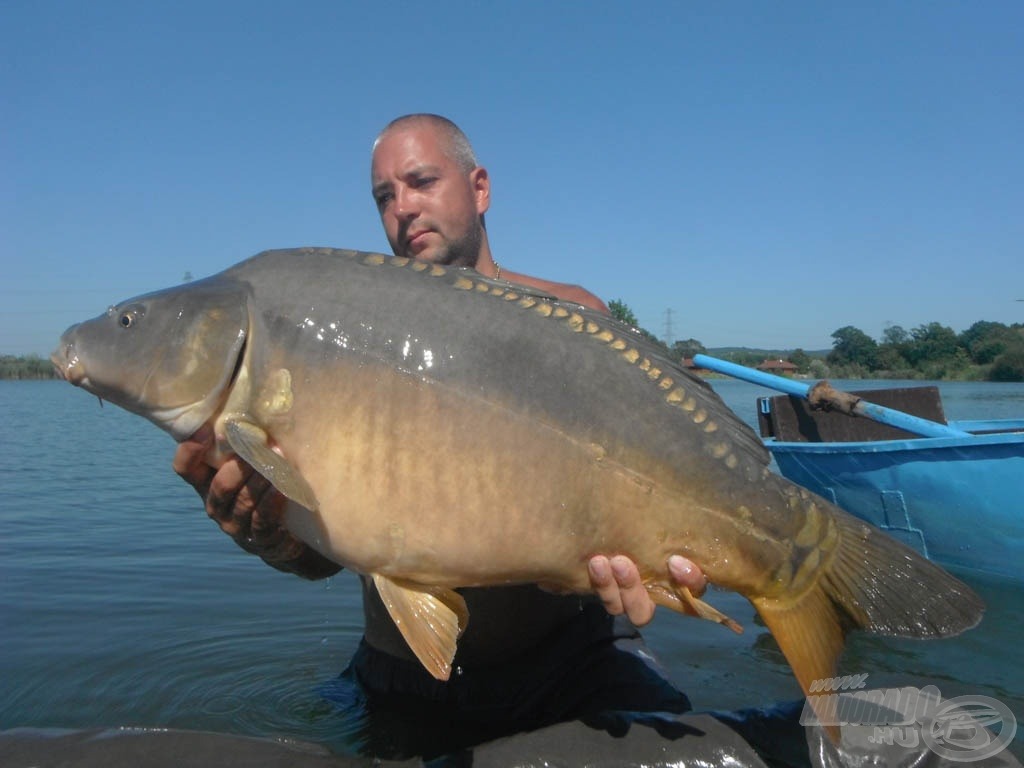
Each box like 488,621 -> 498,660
763,416 -> 1024,582
693,355 -> 1024,582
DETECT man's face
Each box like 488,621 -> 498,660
371,125 -> 489,268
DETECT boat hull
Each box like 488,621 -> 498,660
766,419 -> 1024,582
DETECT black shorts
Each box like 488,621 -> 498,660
319,601 -> 691,759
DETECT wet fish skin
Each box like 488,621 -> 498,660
51,247 -> 984,693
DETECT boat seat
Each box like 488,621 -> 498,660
756,386 -> 948,442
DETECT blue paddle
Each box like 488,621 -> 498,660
692,354 -> 970,439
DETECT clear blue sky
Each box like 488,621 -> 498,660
3,2 -> 1022,356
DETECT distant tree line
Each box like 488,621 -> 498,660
0,355 -> 58,380
609,299 -> 1024,382
826,321 -> 1024,381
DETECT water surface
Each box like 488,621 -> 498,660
1,379 -> 1021,757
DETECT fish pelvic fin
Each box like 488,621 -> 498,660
223,418 -> 319,511
750,509 -> 985,742
647,583 -> 743,634
372,574 -> 469,681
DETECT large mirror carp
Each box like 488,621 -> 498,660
52,247 -> 983,700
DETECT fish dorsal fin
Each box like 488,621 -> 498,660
223,418 -> 319,511
372,574 -> 468,681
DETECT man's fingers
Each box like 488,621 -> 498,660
248,479 -> 287,545
172,439 -> 215,498
669,554 -> 708,598
588,556 -> 624,616
211,464 -> 294,557
611,555 -> 656,627
590,554 -> 706,627
171,439 -> 204,477
588,555 -> 657,626
205,458 -> 253,532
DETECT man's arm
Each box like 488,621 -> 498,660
173,430 -> 340,580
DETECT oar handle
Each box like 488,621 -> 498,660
693,355 -> 812,398
692,354 -> 970,439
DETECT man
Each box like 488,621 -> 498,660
173,114 -> 706,758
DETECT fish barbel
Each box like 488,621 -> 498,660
51,247 -> 983,697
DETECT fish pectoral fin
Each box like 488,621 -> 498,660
223,418 -> 319,511
647,582 -> 744,634
372,574 -> 469,681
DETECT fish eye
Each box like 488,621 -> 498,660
109,303 -> 145,329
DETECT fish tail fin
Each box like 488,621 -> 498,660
752,509 -> 984,738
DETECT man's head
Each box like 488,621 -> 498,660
371,114 -> 491,269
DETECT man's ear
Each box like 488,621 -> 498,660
470,166 -> 490,215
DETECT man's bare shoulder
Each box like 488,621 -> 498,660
500,270 -> 609,315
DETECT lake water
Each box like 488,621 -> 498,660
2,379 -> 1022,760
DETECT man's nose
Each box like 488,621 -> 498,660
394,186 -> 418,218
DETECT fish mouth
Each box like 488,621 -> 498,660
50,338 -> 85,386
49,352 -> 67,381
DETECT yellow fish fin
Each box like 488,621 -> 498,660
750,509 -> 984,744
647,582 -> 743,634
223,418 -> 319,511
751,588 -> 846,743
372,574 -> 469,681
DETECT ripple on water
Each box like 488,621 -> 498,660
1,615 -> 362,741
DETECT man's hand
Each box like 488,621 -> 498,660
588,554 -> 706,627
172,430 -> 340,580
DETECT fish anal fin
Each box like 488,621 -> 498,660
372,574 -> 469,681
753,588 -> 846,743
223,418 -> 319,511
647,582 -> 744,634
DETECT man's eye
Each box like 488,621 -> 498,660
375,192 -> 393,209
412,176 -> 436,189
